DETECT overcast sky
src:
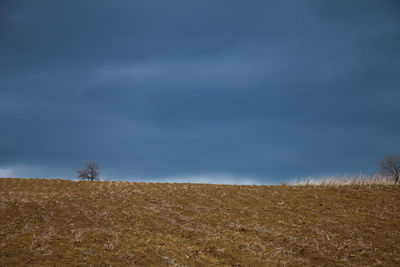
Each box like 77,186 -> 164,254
1,1 -> 399,184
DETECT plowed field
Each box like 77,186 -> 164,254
0,178 -> 399,266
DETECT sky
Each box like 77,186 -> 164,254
0,1 -> 399,184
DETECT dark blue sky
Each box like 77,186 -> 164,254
1,1 -> 399,184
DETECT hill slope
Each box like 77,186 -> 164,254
0,178 -> 399,266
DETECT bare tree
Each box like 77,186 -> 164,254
77,161 -> 101,181
378,154 -> 400,185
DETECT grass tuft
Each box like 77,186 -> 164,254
289,174 -> 395,186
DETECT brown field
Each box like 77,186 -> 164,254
0,178 -> 399,266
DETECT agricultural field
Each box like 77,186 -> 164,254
0,178 -> 399,266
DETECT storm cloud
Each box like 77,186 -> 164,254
1,1 -> 399,183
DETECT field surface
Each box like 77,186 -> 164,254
0,178 -> 399,266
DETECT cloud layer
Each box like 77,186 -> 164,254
1,1 -> 399,183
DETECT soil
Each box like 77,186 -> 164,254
0,178 -> 399,266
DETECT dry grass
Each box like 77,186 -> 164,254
0,178 -> 399,266
290,174 -> 395,186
